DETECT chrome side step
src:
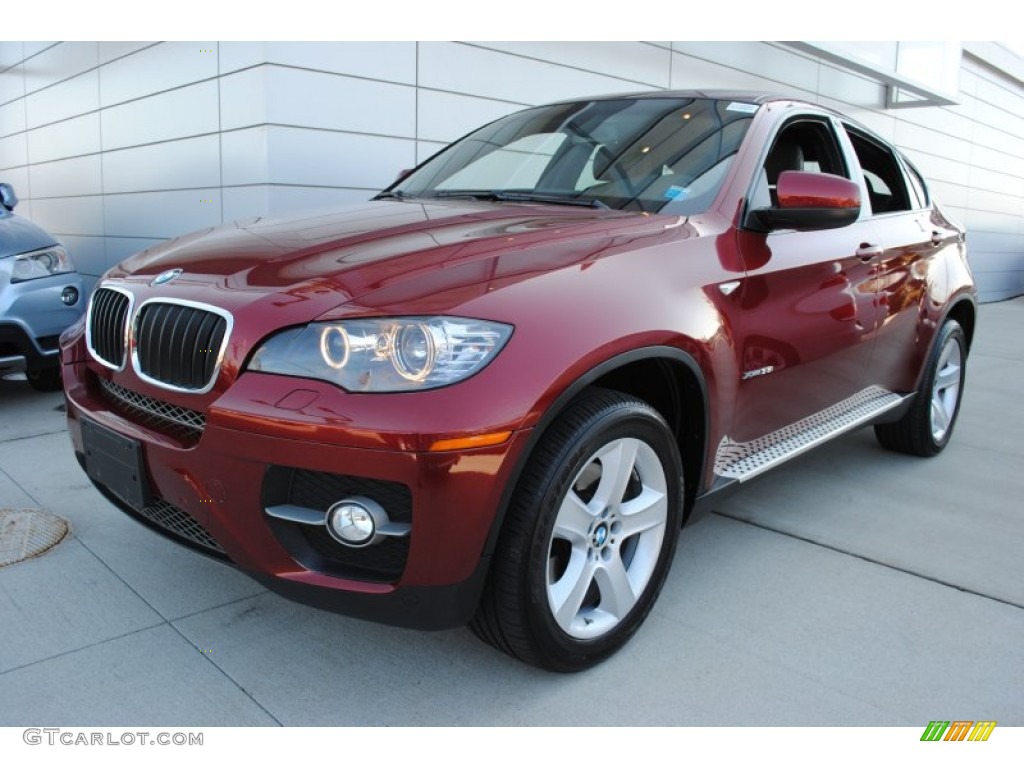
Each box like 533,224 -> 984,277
714,386 -> 910,482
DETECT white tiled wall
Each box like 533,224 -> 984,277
0,41 -> 1021,301
101,136 -> 221,194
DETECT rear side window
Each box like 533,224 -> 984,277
900,156 -> 930,209
844,126 -> 913,215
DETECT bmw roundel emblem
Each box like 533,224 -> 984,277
151,268 -> 183,286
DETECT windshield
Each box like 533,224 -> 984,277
389,96 -> 757,215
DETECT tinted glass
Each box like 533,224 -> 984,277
751,118 -> 849,208
901,156 -> 930,209
392,97 -> 757,215
844,125 -> 913,214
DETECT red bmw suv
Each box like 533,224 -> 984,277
62,91 -> 977,671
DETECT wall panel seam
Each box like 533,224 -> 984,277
456,41 -> 668,89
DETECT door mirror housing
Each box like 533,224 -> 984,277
747,171 -> 860,232
0,182 -> 18,211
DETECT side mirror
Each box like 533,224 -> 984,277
747,171 -> 860,232
394,168 -> 413,183
0,182 -> 17,211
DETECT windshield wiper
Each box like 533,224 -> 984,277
432,190 -> 608,209
495,191 -> 609,209
373,190 -> 414,201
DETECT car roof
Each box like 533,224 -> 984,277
547,90 -> 798,106
542,89 -> 889,147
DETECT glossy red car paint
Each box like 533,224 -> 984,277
776,170 -> 861,209
62,92 -> 978,643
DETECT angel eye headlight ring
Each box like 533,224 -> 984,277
391,322 -> 437,382
319,326 -> 351,369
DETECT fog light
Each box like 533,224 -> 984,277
61,286 -> 79,306
325,496 -> 387,547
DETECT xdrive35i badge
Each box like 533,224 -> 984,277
151,268 -> 183,286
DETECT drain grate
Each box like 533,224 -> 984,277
0,508 -> 70,568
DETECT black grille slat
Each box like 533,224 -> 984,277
135,303 -> 227,391
163,306 -> 185,384
112,296 -> 129,364
88,288 -> 130,368
149,304 -> 171,382
192,315 -> 209,385
91,292 -> 106,360
140,303 -> 155,377
178,311 -> 200,386
96,290 -> 111,362
196,313 -> 223,384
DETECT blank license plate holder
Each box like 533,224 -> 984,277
81,418 -> 153,510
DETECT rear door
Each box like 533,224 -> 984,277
840,125 -> 942,394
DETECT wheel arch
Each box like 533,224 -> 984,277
943,295 -> 977,353
481,345 -> 709,560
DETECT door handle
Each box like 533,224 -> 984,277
931,229 -> 947,246
856,243 -> 883,261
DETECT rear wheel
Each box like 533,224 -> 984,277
875,318 -> 966,456
471,388 -> 684,672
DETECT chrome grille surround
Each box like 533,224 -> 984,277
85,287 -> 233,394
86,286 -> 134,370
98,378 -> 206,442
132,298 -> 233,394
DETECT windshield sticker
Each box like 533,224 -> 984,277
726,102 -> 759,114
664,186 -> 689,200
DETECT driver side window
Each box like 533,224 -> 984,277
751,119 -> 849,208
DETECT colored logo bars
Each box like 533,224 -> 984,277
920,721 -> 997,742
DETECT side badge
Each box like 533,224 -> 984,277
742,365 -> 775,381
151,268 -> 183,286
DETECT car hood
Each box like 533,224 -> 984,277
0,210 -> 59,257
107,199 -> 684,322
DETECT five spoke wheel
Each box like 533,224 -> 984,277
875,318 -> 967,456
471,388 -> 683,672
930,335 -> 962,442
547,437 -> 668,639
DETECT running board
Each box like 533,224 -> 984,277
714,386 -> 910,482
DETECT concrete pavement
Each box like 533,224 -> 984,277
1,299 -> 1022,726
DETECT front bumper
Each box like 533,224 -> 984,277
0,271 -> 84,374
63,359 -> 533,630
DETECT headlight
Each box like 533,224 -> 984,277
11,245 -> 74,282
248,316 -> 513,392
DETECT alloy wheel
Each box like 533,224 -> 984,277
930,336 -> 962,442
546,436 -> 668,640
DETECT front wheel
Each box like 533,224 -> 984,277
875,318 -> 967,456
471,388 -> 684,672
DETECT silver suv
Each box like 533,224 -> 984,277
0,182 -> 84,391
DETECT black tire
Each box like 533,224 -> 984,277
471,388 -> 684,672
874,319 -> 967,457
27,366 -> 62,392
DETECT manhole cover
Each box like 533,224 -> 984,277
0,508 -> 70,568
